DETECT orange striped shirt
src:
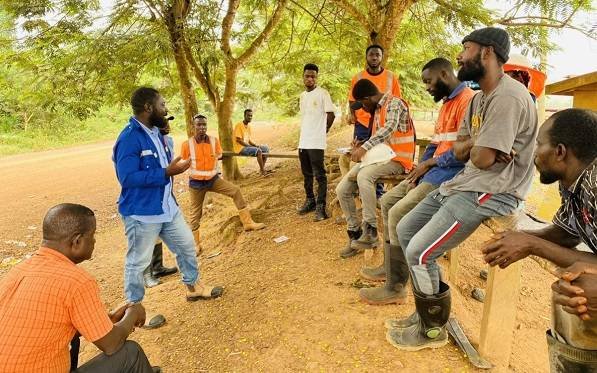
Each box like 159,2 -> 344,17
0,247 -> 113,373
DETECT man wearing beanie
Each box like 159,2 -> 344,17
385,27 -> 538,351
336,78 -> 415,259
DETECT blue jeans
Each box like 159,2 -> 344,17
397,190 -> 520,295
239,145 -> 269,156
122,211 -> 199,302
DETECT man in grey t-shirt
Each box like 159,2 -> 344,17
385,27 -> 538,352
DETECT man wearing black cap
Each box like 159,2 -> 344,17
385,27 -> 538,351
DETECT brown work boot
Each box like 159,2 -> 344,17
192,229 -> 202,255
185,281 -> 224,301
359,282 -> 407,305
238,207 -> 265,231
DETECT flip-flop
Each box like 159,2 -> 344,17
186,285 -> 224,301
142,314 -> 166,329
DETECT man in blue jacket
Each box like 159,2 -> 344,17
113,87 -> 223,327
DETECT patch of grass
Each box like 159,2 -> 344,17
0,107 -> 130,156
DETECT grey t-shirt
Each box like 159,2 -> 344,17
440,75 -> 538,200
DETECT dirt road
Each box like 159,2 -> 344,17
0,123 -> 552,372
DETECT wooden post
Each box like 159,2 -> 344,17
478,214 -> 522,367
478,261 -> 522,367
446,248 -> 460,283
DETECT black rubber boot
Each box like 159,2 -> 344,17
385,311 -> 420,330
143,265 -> 161,288
297,198 -> 316,215
386,243 -> 409,289
313,204 -> 329,222
360,242 -> 410,305
151,242 -> 178,278
386,281 -> 451,351
351,222 -> 378,249
360,240 -> 388,282
339,229 -> 362,258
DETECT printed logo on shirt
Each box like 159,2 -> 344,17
471,114 -> 482,137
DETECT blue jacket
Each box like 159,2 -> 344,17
419,144 -> 464,186
113,118 -> 173,216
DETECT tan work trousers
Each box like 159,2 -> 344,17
188,177 -> 247,231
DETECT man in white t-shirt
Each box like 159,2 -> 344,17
298,63 -> 336,222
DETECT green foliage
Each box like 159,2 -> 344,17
0,0 -> 594,155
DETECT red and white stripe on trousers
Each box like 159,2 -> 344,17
418,193 -> 492,265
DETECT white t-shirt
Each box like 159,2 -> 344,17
299,86 -> 335,150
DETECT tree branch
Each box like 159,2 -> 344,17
183,40 -> 219,109
220,0 -> 240,59
329,0 -> 371,31
236,0 -> 289,68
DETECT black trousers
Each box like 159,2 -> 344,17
298,148 -> 327,205
74,340 -> 154,373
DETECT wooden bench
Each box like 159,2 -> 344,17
222,151 -> 300,159
222,151 -> 346,160
445,212 -> 556,368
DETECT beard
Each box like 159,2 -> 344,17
538,170 -> 559,185
149,111 -> 167,128
367,61 -> 380,70
432,79 -> 451,102
457,52 -> 485,82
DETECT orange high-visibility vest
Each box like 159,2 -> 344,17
431,86 -> 474,157
188,136 -> 218,180
372,96 -> 416,171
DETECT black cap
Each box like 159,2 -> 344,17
462,27 -> 510,63
350,101 -> 364,110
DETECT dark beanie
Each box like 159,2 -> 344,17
462,27 -> 510,63
350,79 -> 380,110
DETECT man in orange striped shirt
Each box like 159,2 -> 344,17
0,203 -> 158,372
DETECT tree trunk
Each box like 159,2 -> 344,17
165,6 -> 198,137
217,65 -> 242,180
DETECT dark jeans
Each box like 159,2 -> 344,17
74,340 -> 154,373
298,148 -> 327,205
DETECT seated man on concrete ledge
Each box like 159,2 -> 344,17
481,108 -> 597,372
335,78 -> 416,259
233,109 -> 270,176
0,203 -> 160,372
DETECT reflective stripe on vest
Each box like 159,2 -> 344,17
188,137 -> 218,178
431,131 -> 458,143
356,70 -> 393,93
372,95 -> 416,171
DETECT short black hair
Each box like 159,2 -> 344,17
193,114 -> 207,120
303,63 -> 319,73
131,87 -> 160,115
352,79 -> 380,100
548,108 -> 597,163
366,44 -> 384,55
244,109 -> 252,115
43,203 -> 95,242
422,57 -> 453,73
